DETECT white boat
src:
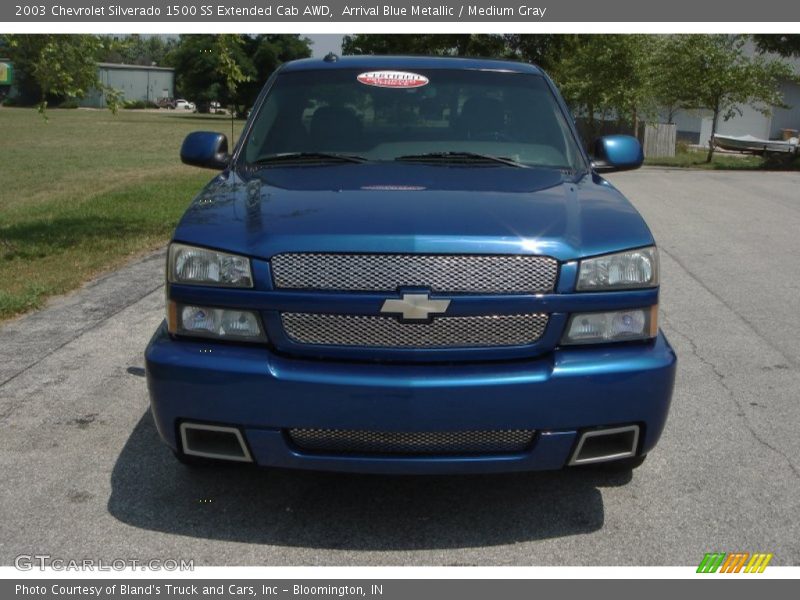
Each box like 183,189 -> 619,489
712,134 -> 799,155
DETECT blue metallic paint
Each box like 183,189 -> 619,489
168,281 -> 659,363
174,166 -> 654,263
180,131 -> 229,169
146,324 -> 675,473
145,56 -> 675,473
594,135 -> 645,171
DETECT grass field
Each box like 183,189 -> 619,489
0,108 -> 243,320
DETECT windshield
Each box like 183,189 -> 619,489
242,68 -> 584,170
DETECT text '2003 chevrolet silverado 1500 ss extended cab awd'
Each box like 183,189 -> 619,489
145,55 -> 676,475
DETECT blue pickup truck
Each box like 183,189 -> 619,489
145,55 -> 676,474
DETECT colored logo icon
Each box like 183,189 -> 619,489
697,552 -> 773,573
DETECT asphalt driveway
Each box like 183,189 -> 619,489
0,168 -> 798,566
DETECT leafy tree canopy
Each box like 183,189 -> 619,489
171,34 -> 311,110
342,34 -> 568,71
752,35 -> 800,58
343,34 -> 510,59
659,35 -> 796,161
3,34 -> 102,116
98,35 -> 177,67
551,35 -> 656,137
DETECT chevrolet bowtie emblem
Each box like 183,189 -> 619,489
380,293 -> 451,321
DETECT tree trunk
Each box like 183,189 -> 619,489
38,93 -> 48,121
706,108 -> 719,163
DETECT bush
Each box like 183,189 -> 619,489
2,96 -> 18,106
122,99 -> 159,109
59,98 -> 80,109
123,100 -> 146,109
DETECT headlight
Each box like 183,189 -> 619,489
561,306 -> 658,345
167,302 -> 266,342
168,243 -> 253,288
577,247 -> 658,291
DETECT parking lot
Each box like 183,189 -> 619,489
0,168 -> 798,566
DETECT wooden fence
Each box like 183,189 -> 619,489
643,123 -> 677,158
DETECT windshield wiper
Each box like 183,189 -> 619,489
250,152 -> 368,166
395,151 -> 528,168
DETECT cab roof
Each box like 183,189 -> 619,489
280,55 -> 544,75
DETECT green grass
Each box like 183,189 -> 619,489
0,108 -> 243,320
645,149 -> 800,170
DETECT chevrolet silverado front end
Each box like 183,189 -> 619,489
145,55 -> 676,474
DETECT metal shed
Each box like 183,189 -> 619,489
80,62 -> 174,108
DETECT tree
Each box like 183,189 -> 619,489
171,35 -> 250,108
752,35 -> 800,58
213,35 -> 252,140
171,34 -> 311,111
669,35 -> 795,162
237,35 -> 312,109
551,35 -> 655,141
342,34 -> 570,73
215,35 -> 252,106
4,35 -> 102,118
505,35 -> 576,73
99,35 -> 177,67
648,37 -> 681,124
342,34 -> 512,58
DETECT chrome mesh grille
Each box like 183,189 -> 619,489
288,429 -> 536,455
271,253 -> 558,293
281,313 -> 549,348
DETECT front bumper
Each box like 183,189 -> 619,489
145,323 -> 676,474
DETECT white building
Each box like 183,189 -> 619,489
670,49 -> 800,145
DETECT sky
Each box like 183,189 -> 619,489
306,34 -> 344,57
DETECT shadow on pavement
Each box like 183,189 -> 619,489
108,411 -> 629,553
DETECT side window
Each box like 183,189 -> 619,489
245,99 -> 279,161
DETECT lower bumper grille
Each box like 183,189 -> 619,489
288,429 -> 536,456
280,312 -> 549,348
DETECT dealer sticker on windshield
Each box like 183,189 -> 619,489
357,71 -> 429,89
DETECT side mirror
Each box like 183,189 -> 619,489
180,131 -> 230,170
592,135 -> 644,173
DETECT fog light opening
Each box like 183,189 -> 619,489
179,422 -> 253,463
569,425 -> 639,466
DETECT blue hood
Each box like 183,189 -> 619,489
173,163 -> 654,262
